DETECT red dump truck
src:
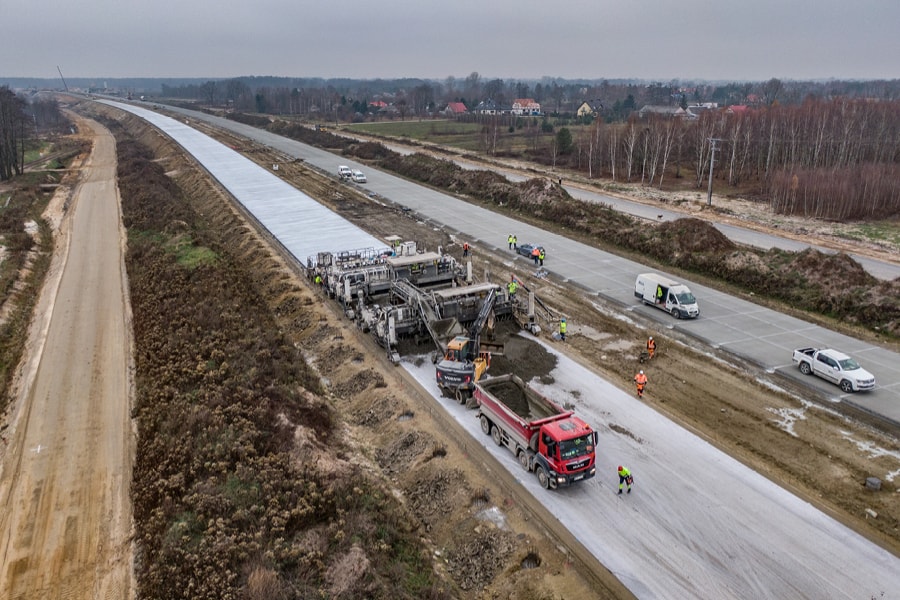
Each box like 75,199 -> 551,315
474,374 -> 597,489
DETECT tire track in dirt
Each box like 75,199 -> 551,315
0,116 -> 134,600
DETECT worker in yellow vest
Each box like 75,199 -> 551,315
617,465 -> 633,494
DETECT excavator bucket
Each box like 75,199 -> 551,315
480,341 -> 504,356
430,317 -> 463,347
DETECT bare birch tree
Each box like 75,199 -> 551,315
622,119 -> 639,183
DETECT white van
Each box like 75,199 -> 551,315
350,169 -> 367,183
635,273 -> 699,319
338,165 -> 352,180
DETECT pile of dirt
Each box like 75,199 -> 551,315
788,247 -> 875,288
489,332 -> 558,381
656,217 -> 737,254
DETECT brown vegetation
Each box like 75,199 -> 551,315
0,178 -> 56,412
116,133 -> 451,599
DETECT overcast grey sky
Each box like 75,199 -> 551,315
4,0 -> 899,81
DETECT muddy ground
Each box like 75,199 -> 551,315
59,101 -> 900,597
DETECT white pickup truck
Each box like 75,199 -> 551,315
791,347 -> 876,393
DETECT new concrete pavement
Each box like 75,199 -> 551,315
122,102 -> 900,427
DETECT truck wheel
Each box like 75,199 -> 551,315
671,307 -> 681,319
491,425 -> 502,446
799,362 -> 812,375
839,379 -> 854,393
480,415 -> 491,436
536,467 -> 550,489
454,388 -> 465,404
517,450 -> 529,470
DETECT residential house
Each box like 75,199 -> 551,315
576,100 -> 604,118
442,102 -> 468,116
511,98 -> 541,116
474,99 -> 501,115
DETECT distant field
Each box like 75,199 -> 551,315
345,119 -> 577,155
346,120 -> 485,151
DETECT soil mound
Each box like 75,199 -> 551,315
657,217 -> 736,254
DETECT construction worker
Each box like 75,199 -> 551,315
538,248 -> 545,266
531,246 -> 540,265
507,278 -> 518,298
617,465 -> 633,494
463,242 -> 470,257
559,317 -> 567,341
314,273 -> 323,287
512,235 -> 517,250
656,285 -> 664,304
507,234 -> 514,250
634,370 -> 648,397
647,336 -> 656,360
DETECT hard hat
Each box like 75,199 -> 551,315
639,370 -> 644,374
617,466 -> 623,471
649,336 -> 653,340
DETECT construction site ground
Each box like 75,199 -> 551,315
1,100 -> 896,598
179,114 -> 900,557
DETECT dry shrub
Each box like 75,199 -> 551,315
324,545 -> 370,597
244,565 -> 289,600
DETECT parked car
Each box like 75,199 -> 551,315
338,165 -> 352,180
351,169 -> 367,183
516,243 -> 544,259
791,347 -> 876,392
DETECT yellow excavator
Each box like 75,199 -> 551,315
435,288 -> 504,403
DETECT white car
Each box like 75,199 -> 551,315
350,169 -> 367,183
338,165 -> 352,180
791,347 -> 876,392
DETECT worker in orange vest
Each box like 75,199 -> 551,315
463,242 -> 470,257
634,370 -> 648,398
647,336 -> 657,360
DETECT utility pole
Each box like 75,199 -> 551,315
707,138 -> 721,206
57,66 -> 69,93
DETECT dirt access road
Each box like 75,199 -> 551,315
0,116 -> 134,599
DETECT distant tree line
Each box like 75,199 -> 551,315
160,75 -> 900,122
558,97 -> 900,220
162,75 -> 900,220
0,86 -> 27,180
0,87 -> 66,181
